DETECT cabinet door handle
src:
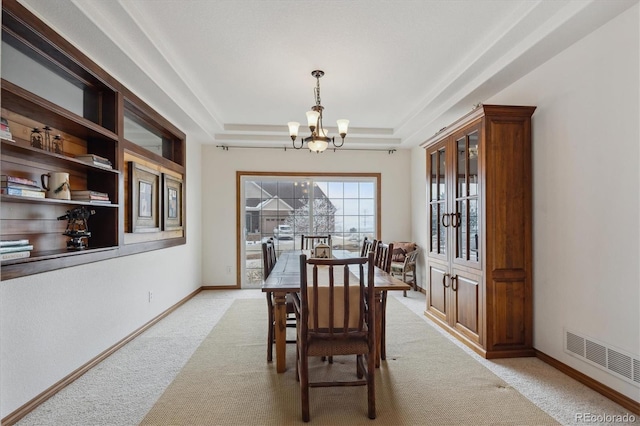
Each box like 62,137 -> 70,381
451,212 -> 460,228
441,213 -> 451,228
442,272 -> 450,288
451,274 -> 458,291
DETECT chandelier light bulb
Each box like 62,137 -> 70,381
337,119 -> 349,137
306,110 -> 320,130
288,122 -> 300,139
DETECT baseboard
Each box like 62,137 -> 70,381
535,349 -> 640,415
1,287 -> 203,426
201,285 -> 240,290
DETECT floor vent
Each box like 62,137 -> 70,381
564,329 -> 640,388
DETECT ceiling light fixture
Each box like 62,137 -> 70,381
287,70 -> 349,153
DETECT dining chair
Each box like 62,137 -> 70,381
263,238 -> 296,362
300,234 -> 332,250
373,241 -> 393,360
374,241 -> 394,273
293,252 -> 376,422
390,245 -> 419,296
360,236 -> 377,257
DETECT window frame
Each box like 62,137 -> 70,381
236,171 -> 382,287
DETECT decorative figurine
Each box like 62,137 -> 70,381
30,127 -> 43,149
57,207 -> 95,250
53,135 -> 63,154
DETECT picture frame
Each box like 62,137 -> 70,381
129,161 -> 160,233
163,174 -> 183,231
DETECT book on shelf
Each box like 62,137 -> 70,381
1,182 -> 44,191
0,187 -> 46,198
1,239 -> 30,247
0,117 -> 14,141
0,244 -> 34,254
71,190 -> 109,197
72,197 -> 110,202
71,190 -> 110,202
1,175 -> 39,187
1,251 -> 31,261
75,154 -> 112,166
88,161 -> 113,169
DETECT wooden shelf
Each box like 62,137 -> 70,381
2,246 -> 117,264
1,138 -> 120,175
0,247 -> 120,280
1,79 -> 118,142
0,194 -> 117,207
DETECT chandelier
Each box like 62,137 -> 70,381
287,70 -> 349,153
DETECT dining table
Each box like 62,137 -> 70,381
262,249 -> 411,373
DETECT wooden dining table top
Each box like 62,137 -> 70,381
261,249 -> 411,293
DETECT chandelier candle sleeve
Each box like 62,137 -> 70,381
288,70 -> 349,152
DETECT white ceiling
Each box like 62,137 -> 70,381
17,0 -> 638,150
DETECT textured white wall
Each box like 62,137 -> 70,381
0,139 -> 203,417
200,148 -> 412,286
487,4 -> 639,401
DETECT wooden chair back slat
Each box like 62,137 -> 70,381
374,241 -> 394,273
360,237 -> 378,257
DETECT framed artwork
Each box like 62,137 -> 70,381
163,174 -> 183,231
129,161 -> 160,233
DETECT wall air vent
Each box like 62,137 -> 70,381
564,328 -> 640,388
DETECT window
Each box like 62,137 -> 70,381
238,173 -> 380,288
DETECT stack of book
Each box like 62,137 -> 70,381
0,175 -> 45,198
1,239 -> 33,261
1,117 -> 14,141
71,190 -> 111,203
74,153 -> 113,169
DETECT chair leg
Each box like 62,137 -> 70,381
295,333 -> 300,382
403,271 -> 408,296
300,352 -> 310,422
367,348 -> 376,419
266,294 -> 274,362
381,291 -> 387,360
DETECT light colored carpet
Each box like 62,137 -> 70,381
140,297 -> 558,425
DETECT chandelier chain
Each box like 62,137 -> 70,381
314,75 -> 322,108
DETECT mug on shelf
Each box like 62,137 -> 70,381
41,172 -> 71,200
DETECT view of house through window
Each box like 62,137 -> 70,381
240,174 -> 379,288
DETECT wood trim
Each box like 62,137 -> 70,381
1,287 -> 203,426
236,171 -> 242,287
535,350 -> 640,415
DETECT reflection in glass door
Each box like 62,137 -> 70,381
455,130 -> 480,264
240,175 -> 379,288
428,144 -> 448,258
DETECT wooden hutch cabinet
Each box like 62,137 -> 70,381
1,0 -> 186,280
421,104 -> 536,358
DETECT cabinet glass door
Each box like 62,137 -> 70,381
428,144 -> 448,257
454,129 -> 480,265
